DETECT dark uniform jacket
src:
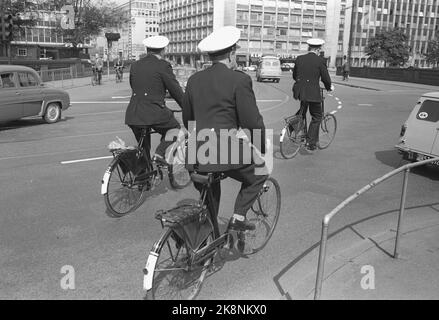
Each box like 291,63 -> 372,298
183,63 -> 266,172
293,52 -> 332,102
125,54 -> 184,126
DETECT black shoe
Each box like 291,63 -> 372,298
228,217 -> 256,231
153,154 -> 168,167
306,144 -> 317,151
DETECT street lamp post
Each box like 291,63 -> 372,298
347,0 -> 356,66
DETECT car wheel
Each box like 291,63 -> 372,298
44,103 -> 61,124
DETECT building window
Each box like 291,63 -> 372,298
17,48 -> 28,56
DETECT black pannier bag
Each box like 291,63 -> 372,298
155,203 -> 212,251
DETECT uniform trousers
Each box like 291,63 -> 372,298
129,116 -> 180,159
298,100 -> 323,147
193,164 -> 268,221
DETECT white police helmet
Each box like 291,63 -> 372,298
306,38 -> 325,47
198,26 -> 241,53
143,35 -> 170,49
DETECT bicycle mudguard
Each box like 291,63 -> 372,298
101,166 -> 112,194
143,252 -> 159,291
280,127 -> 287,142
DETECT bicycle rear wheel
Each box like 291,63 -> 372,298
318,113 -> 337,149
103,153 -> 150,218
144,228 -> 214,300
280,125 -> 303,159
242,177 -> 281,254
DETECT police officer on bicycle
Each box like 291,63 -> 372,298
292,38 -> 333,151
125,35 -> 184,165
182,26 -> 267,231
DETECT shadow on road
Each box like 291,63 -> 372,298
272,201 -> 439,300
375,149 -> 439,181
0,117 -> 69,132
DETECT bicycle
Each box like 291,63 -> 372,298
143,170 -> 281,300
91,68 -> 97,86
280,88 -> 337,159
115,66 -> 123,83
101,111 -> 191,218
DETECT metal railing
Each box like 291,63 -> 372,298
314,156 -> 439,300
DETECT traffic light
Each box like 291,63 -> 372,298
1,14 -> 19,42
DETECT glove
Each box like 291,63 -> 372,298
329,84 -> 335,92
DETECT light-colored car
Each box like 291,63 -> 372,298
256,56 -> 281,82
0,65 -> 70,124
396,92 -> 439,164
174,66 -> 197,91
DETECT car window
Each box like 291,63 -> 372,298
417,100 -> 439,122
0,72 -> 16,88
18,72 -> 39,87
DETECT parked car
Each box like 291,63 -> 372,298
201,62 -> 213,70
0,65 -> 70,124
395,92 -> 439,164
256,56 -> 282,82
174,66 -> 197,92
243,65 -> 257,72
166,66 -> 197,97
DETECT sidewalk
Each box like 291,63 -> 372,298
329,71 -> 439,92
275,202 -> 439,300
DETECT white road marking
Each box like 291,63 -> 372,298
0,147 -> 101,161
334,97 -> 340,101
111,96 -> 131,99
358,103 -> 373,106
330,110 -> 337,114
61,156 -> 113,165
71,99 -> 282,104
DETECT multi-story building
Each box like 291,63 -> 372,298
159,0 -> 344,68
114,0 -> 160,60
159,0 -> 232,66
347,0 -> 439,67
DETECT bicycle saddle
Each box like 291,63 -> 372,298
190,172 -> 225,185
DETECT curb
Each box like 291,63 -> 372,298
332,80 -> 381,91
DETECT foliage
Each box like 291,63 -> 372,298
365,28 -> 410,67
37,0 -> 128,47
424,31 -> 439,67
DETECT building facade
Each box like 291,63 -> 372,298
159,0 -> 347,68
114,0 -> 160,60
9,8 -> 91,60
347,0 -> 439,67
159,0 -> 233,66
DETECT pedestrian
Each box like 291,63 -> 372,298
125,35 -> 184,166
182,26 -> 268,231
94,54 -> 104,85
292,38 -> 333,151
342,59 -> 350,81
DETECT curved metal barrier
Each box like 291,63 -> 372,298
314,157 -> 439,300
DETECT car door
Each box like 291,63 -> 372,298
17,71 -> 44,117
0,72 -> 23,122
405,98 -> 439,156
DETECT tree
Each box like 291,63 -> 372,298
365,28 -> 410,67
424,31 -> 439,67
37,0 -> 127,48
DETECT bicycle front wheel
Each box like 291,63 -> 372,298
103,153 -> 150,218
243,177 -> 281,254
318,113 -> 337,149
144,229 -> 214,300
280,126 -> 303,159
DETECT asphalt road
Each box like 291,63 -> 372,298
1,72 -> 438,299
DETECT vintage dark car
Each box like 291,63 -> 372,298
0,65 -> 70,124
